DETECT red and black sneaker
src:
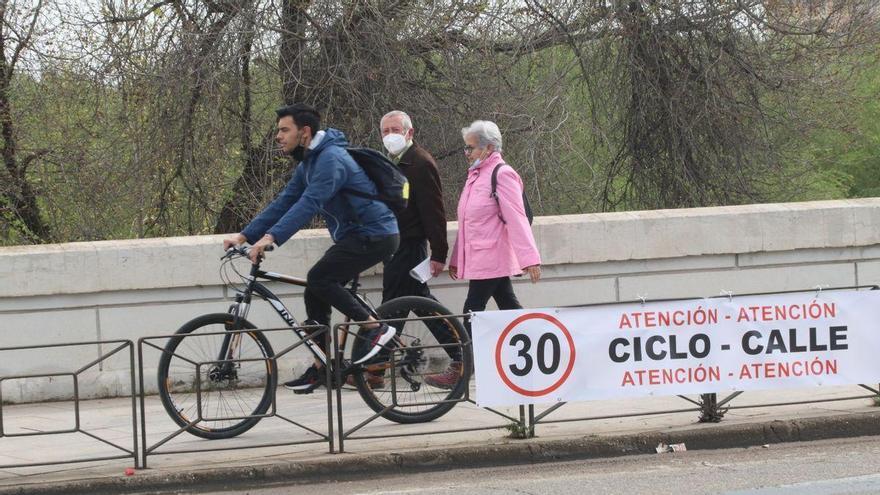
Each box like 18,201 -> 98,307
352,323 -> 396,365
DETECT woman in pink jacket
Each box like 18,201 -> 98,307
451,120 -> 541,318
424,120 -> 542,389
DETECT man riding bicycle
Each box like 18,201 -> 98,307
223,103 -> 399,394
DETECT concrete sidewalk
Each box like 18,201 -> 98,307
1,384 -> 880,494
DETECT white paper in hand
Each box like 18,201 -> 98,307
409,257 -> 433,283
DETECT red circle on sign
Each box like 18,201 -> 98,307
494,313 -> 576,397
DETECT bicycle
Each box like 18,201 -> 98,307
156,246 -> 472,439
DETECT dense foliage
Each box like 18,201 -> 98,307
1,1 -> 877,246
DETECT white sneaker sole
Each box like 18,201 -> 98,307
283,380 -> 322,392
352,326 -> 396,364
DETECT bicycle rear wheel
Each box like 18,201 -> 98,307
157,313 -> 277,439
353,296 -> 472,423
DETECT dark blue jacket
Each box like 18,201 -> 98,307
241,128 -> 399,245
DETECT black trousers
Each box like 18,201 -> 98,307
382,238 -> 461,361
304,234 -> 399,351
382,238 -> 433,302
463,277 -> 522,334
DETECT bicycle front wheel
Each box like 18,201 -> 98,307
157,313 -> 277,439
353,296 -> 472,423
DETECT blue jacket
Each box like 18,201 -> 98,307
241,128 -> 399,245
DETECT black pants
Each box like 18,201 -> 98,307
304,234 -> 399,351
382,238 -> 461,361
382,238 -> 434,302
463,277 -> 522,334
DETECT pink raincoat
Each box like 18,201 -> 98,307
449,152 -> 541,280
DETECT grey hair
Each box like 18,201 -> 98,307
461,120 -> 503,151
381,110 -> 413,131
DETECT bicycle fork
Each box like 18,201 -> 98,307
210,293 -> 250,380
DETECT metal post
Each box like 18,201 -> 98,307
528,405 -> 535,438
699,393 -> 724,422
137,340 -> 148,468
324,329 -> 335,454
514,405 -> 527,438
128,342 -> 139,469
73,374 -> 81,431
0,378 -> 5,437
334,325 -> 345,454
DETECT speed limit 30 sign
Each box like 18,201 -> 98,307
476,291 -> 880,407
492,312 -> 576,397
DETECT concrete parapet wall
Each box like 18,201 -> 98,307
1,199 -> 879,402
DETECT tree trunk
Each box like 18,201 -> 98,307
0,0 -> 49,242
280,0 -> 310,104
214,0 -> 310,233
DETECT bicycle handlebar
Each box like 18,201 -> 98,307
221,244 -> 274,261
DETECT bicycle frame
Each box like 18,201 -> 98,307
222,254 -> 377,369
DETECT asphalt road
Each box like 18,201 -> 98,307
182,436 -> 880,495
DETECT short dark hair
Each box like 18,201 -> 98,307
276,103 -> 321,134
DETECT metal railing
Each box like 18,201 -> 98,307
137,325 -> 334,468
331,313 -> 526,453
0,340 -> 137,468
3,285 -> 879,470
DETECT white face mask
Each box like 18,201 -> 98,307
382,133 -> 408,155
469,148 -> 487,169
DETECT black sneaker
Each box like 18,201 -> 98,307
352,323 -> 396,365
283,364 -> 326,394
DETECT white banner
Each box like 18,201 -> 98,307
472,290 -> 880,407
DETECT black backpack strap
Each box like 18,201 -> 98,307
490,163 -> 508,224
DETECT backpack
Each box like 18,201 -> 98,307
342,147 -> 409,214
490,163 -> 534,225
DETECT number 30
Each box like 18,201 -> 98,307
508,333 -> 561,376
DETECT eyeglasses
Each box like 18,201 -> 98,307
463,145 -> 476,154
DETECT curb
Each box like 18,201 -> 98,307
5,411 -> 880,495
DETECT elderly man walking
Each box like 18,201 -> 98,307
354,110 -> 462,389
379,110 -> 448,301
